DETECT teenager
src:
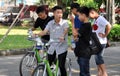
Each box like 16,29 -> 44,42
89,8 -> 111,76
73,6 -> 92,76
69,3 -> 82,39
31,5 -> 53,42
34,6 -> 69,76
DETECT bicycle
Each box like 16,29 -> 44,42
32,40 -> 72,76
19,29 -> 49,76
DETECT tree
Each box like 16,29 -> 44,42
57,0 -> 74,7
94,0 -> 120,7
76,0 -> 98,8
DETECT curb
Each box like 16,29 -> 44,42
110,42 -> 120,46
0,48 -> 33,56
0,42 -> 120,56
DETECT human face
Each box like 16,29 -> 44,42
38,12 -> 47,19
71,8 -> 77,15
53,9 -> 63,21
89,10 -> 96,19
77,12 -> 86,22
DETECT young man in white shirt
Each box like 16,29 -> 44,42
89,8 -> 111,76
34,6 -> 69,76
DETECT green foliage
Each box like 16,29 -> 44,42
76,0 -> 98,9
68,20 -> 72,36
108,24 -> 120,41
94,0 -> 120,7
61,0 -> 73,6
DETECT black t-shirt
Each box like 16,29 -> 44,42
34,16 -> 53,41
74,22 -> 92,58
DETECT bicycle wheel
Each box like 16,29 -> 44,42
66,58 -> 72,76
32,64 -> 46,76
19,51 -> 37,76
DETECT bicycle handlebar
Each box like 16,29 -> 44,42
28,29 -> 61,46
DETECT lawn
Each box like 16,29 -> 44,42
0,25 -> 35,50
0,25 -> 72,50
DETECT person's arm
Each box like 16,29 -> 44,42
59,21 -> 69,42
69,15 -> 79,38
31,27 -> 36,31
99,23 -> 111,38
37,29 -> 49,36
99,20 -> 111,38
59,28 -> 69,42
61,27 -> 69,37
31,18 -> 40,31
35,21 -> 51,37
72,22 -> 78,36
105,24 -> 111,36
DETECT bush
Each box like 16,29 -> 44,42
68,20 -> 72,36
108,24 -> 120,41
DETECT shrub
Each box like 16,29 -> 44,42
108,24 -> 120,41
68,20 -> 72,36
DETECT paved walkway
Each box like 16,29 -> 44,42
0,46 -> 120,76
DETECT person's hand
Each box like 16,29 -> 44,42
32,33 -> 38,38
74,36 -> 79,41
59,36 -> 65,42
98,33 -> 106,38
68,14 -> 75,23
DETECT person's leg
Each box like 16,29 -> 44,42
47,51 -> 56,65
96,64 -> 107,76
77,57 -> 91,76
47,52 -> 56,76
58,51 -> 67,76
95,44 -> 108,76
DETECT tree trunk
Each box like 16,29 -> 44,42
14,0 -> 16,6
112,0 -> 115,25
107,0 -> 115,25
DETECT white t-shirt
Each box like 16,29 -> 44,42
92,16 -> 110,44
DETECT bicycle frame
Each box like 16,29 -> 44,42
35,48 -> 42,64
27,39 -> 47,66
28,33 -> 48,64
42,58 -> 59,76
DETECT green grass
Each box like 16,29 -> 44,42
0,25 -> 34,50
0,25 -> 72,50
0,35 -> 34,50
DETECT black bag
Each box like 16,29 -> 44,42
89,32 -> 103,55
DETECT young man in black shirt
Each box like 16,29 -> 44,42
32,5 -> 53,42
73,6 -> 92,76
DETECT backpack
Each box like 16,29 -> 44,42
89,32 -> 103,55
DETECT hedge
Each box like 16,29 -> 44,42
108,24 -> 120,41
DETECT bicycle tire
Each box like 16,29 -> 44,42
32,64 -> 46,76
19,51 -> 37,76
66,58 -> 72,76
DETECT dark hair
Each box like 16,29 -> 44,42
89,7 -> 98,12
77,6 -> 90,17
52,6 -> 63,12
70,3 -> 80,10
36,5 -> 46,14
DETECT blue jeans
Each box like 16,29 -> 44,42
77,57 -> 90,76
95,44 -> 106,65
